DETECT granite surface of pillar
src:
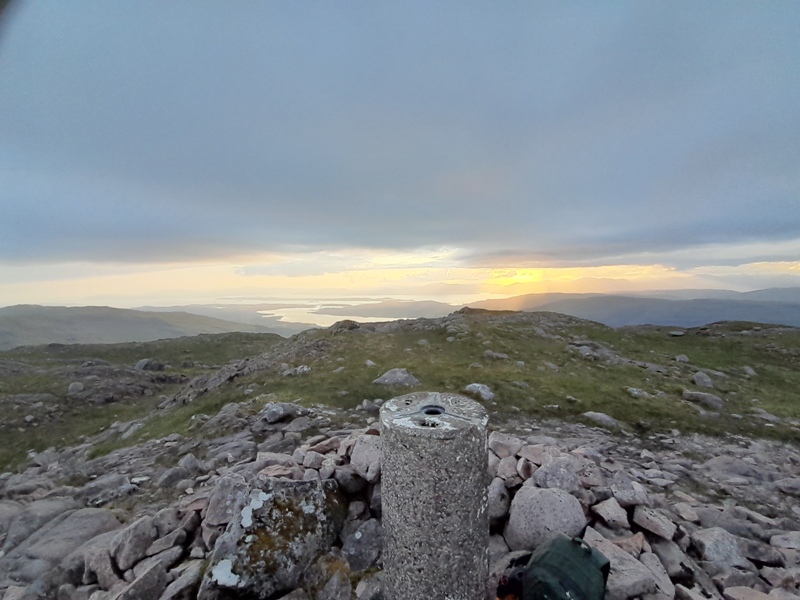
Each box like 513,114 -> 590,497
379,391 -> 489,600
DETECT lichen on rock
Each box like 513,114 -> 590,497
198,477 -> 347,600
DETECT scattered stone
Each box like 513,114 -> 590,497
342,518 -> 384,572
693,371 -> 714,388
583,411 -> 621,429
592,497 -> 630,530
372,368 -> 420,387
463,383 -> 494,402
683,389 -> 724,410
633,505 -> 677,540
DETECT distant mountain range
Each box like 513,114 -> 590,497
469,287 -> 800,328
1,288 -> 799,350
0,305 -> 278,351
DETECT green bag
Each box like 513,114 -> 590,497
498,534 -> 610,600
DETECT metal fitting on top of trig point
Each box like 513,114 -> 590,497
379,391 -> 489,600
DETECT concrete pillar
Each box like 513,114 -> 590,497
379,391 -> 489,600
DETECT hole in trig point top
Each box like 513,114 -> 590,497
421,405 -> 445,416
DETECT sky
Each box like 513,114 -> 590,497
1,1 -> 799,308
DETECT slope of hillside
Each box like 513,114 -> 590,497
0,305 -> 280,350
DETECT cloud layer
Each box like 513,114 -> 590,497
1,1 -> 799,284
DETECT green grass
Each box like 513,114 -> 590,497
2,314 -> 799,472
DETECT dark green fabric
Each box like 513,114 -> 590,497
521,534 -> 610,600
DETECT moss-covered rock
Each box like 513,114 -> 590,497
198,477 -> 346,599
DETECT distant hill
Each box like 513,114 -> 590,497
471,289 -> 800,328
0,305 -> 281,350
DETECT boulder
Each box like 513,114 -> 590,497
110,515 -> 158,572
532,457 -> 582,494
198,478 -> 346,600
503,487 -> 586,550
583,412 -> 621,429
691,527 -> 754,571
350,435 -> 382,483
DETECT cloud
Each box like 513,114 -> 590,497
0,1 -> 798,284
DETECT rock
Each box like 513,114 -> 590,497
683,390 -> 724,410
532,457 -> 582,494
701,457 -> 775,484
483,350 -> 509,360
770,532 -> 800,550
751,408 -> 781,424
159,560 -> 204,600
611,475 -> 648,508
488,432 -> 523,459
633,506 -> 677,540
157,467 -> 189,489
341,518 -> 384,572
691,527 -> 754,571
463,383 -> 494,402
178,453 -> 203,477
497,456 -> 520,480
68,382 -> 85,395
487,477 -> 510,526
592,497 -> 630,530
583,527 -> 657,600
114,561 -> 172,600
18,507 -> 120,569
333,466 -> 366,495
640,551 -> 675,599
693,372 -> 714,388
111,515 -> 158,572
372,368 -> 420,387
583,412 -> 620,429
146,528 -> 186,557
723,588 -> 772,600
151,508 -> 182,538
262,402 -> 306,424
84,538 -> 123,590
517,457 -> 536,480
741,366 -> 758,378
650,538 -> 694,581
776,478 -> 800,497
203,474 -> 249,527
135,358 -> 164,371
2,496 -> 79,554
489,534 -> 510,565
317,569 -> 352,600
612,532 -> 648,558
284,416 -> 313,433
350,435 -> 382,483
503,487 -> 586,550
198,478 -> 347,600
81,474 -> 135,508
673,502 -> 700,523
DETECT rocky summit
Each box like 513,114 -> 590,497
0,310 -> 799,600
